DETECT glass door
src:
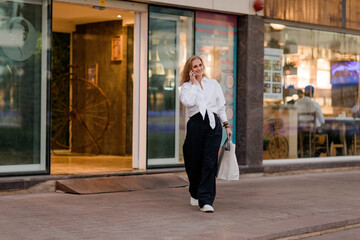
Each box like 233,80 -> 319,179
147,6 -> 193,167
0,0 -> 50,175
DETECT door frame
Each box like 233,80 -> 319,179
133,11 -> 148,169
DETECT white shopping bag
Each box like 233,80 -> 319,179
217,139 -> 239,181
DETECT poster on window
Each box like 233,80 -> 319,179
195,11 -> 237,142
264,48 -> 283,100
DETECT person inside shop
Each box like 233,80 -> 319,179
295,86 -> 324,129
180,55 -> 232,213
295,85 -> 326,157
288,89 -> 304,105
297,89 -> 304,100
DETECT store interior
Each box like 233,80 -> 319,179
51,1 -> 134,174
263,23 -> 360,160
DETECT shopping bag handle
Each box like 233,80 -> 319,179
222,137 -> 230,151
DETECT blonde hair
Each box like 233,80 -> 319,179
180,55 -> 206,86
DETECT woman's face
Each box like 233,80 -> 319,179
191,58 -> 204,77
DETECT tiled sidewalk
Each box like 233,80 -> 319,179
0,170 -> 359,240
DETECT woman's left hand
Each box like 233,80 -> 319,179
226,127 -> 232,139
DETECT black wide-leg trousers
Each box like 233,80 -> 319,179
183,112 -> 222,207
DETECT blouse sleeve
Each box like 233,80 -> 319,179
216,82 -> 228,123
180,82 -> 199,107
218,105 -> 228,123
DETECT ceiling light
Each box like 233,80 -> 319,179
117,14 -> 122,18
270,23 -> 286,31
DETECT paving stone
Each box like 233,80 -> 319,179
0,170 -> 359,240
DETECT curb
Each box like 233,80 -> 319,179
251,218 -> 360,240
264,159 -> 360,174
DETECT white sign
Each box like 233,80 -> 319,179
264,48 -> 283,100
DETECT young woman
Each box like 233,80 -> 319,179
180,55 -> 232,213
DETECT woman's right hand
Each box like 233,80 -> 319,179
189,71 -> 196,84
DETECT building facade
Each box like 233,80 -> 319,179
0,0 -> 359,176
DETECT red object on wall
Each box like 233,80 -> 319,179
253,0 -> 264,12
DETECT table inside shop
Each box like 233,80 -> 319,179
324,117 -> 360,155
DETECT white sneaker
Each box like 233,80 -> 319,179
190,197 -> 198,206
200,204 -> 214,213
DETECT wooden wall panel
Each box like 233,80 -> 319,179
73,21 -> 129,155
347,0 -> 360,30
264,0 -> 285,19
323,0 -> 342,27
265,0 -> 342,28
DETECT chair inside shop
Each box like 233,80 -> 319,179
351,134 -> 360,155
328,122 -> 347,156
298,112 -> 329,158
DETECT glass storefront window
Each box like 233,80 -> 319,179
195,11 -> 237,143
147,6 -> 193,167
0,0 -> 50,174
264,23 -> 360,160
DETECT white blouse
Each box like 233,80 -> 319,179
180,77 -> 227,129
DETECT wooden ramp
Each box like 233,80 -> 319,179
56,173 -> 188,194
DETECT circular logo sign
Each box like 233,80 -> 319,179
225,74 -> 234,89
1,17 -> 37,61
